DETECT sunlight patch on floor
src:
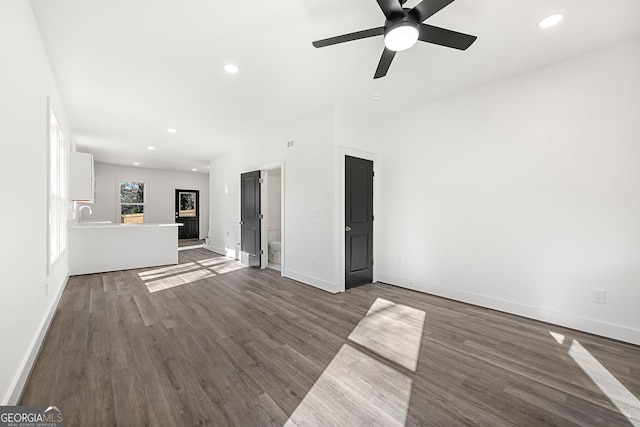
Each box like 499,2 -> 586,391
178,244 -> 204,251
549,331 -> 565,344
138,262 -> 199,281
284,344 -> 412,427
568,339 -> 640,424
348,297 -> 426,372
138,256 -> 247,293
145,269 -> 216,293
211,262 -> 246,274
196,257 -> 233,267
284,297 -> 426,426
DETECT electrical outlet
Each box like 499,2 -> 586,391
593,288 -> 606,304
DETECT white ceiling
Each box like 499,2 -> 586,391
30,0 -> 640,172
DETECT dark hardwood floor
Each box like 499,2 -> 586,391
178,238 -> 205,248
21,248 -> 640,426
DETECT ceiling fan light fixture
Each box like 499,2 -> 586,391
311,0 -> 477,78
384,22 -> 419,51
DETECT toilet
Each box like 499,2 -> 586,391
268,227 -> 282,264
268,241 -> 281,264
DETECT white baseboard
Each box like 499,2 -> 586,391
203,245 -> 226,256
4,275 -> 69,405
283,269 -> 341,294
201,246 -> 341,294
377,273 -> 640,346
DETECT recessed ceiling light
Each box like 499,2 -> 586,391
133,162 -> 140,166
167,128 -> 177,133
539,13 -> 563,29
224,64 -> 239,74
147,146 -> 155,150
192,168 -> 198,172
371,94 -> 382,101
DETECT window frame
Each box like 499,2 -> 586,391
119,179 -> 146,223
48,101 -> 67,268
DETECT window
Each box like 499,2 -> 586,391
49,107 -> 67,265
178,191 -> 197,217
120,181 -> 145,223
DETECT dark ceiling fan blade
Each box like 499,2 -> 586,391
312,27 -> 384,48
410,0 -> 455,22
376,0 -> 405,20
374,48 -> 396,79
418,24 -> 477,50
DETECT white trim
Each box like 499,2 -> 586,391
258,160 -> 283,171
338,147 -> 379,293
259,161 -> 284,275
260,172 -> 269,269
283,269 -> 341,294
203,245 -> 227,257
378,273 -> 640,346
4,275 -> 69,405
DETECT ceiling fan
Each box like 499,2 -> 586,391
312,0 -> 477,79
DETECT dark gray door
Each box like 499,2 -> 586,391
241,170 -> 261,268
175,189 -> 199,239
345,156 -> 373,289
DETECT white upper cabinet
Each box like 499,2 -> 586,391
69,152 -> 94,201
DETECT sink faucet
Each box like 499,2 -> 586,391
78,205 -> 93,220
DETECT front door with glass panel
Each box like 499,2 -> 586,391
175,189 -> 199,239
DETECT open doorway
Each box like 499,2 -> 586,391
261,166 -> 283,272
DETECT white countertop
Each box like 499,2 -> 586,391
70,221 -> 182,228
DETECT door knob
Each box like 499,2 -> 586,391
345,226 -> 351,232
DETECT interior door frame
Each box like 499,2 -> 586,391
339,147 -> 378,292
259,160 -> 285,274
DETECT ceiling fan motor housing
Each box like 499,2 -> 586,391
384,13 -> 420,36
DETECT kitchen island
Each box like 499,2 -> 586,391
69,222 -> 182,275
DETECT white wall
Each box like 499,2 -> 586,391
208,39 -> 640,344
333,108 -> 383,290
0,1 -> 72,404
209,38 -> 640,344
209,109 -> 340,291
88,163 -> 210,239
375,38 -> 640,344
